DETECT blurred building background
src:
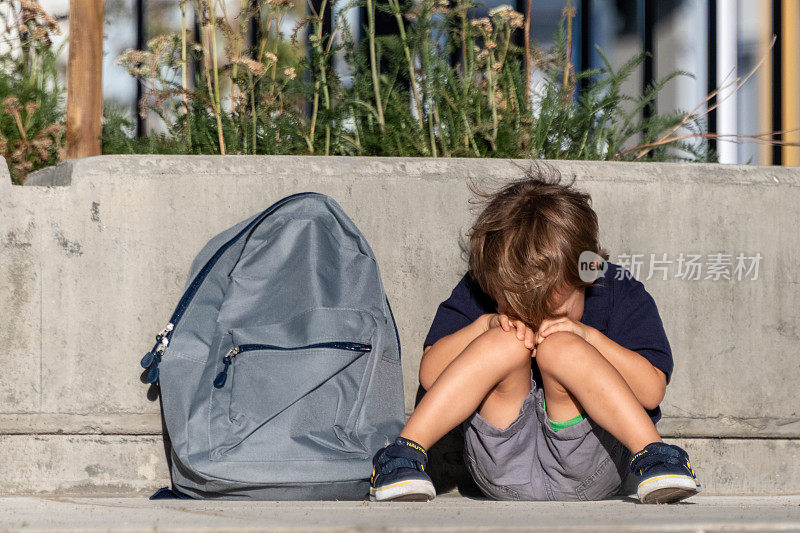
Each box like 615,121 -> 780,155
38,0 -> 800,166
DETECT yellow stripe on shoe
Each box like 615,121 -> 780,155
373,480 -> 420,491
638,474 -> 696,488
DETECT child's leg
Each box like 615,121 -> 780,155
400,327 -> 534,449
381,327 -> 696,503
369,327 -> 532,501
533,331 -> 661,453
531,331 -> 700,504
402,327 -> 660,454
375,326 -> 697,503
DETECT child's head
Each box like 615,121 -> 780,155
468,165 -> 606,330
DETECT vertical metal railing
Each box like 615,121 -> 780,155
577,0 -> 590,96
771,0 -> 782,165
640,0 -> 655,122
707,0 -> 717,157
135,0 -> 146,137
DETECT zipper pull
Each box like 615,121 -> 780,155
141,323 -> 174,383
213,347 -> 240,389
140,351 -> 155,369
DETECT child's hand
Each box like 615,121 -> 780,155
488,314 -> 537,350
535,317 -> 594,345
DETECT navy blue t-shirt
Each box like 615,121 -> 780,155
423,263 -> 673,423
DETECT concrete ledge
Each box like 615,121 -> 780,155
2,155 -> 799,494
659,417 -> 800,439
669,438 -> 800,495
0,435 -> 796,496
22,154 -> 800,187
1,414 -> 799,439
0,435 -> 166,494
0,158 -> 9,186
23,160 -> 74,186
0,414 -> 162,435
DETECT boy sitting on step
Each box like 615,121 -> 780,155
369,168 -> 700,504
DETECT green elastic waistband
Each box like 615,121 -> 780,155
543,399 -> 585,432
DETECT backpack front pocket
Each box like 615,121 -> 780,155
210,308 -> 377,462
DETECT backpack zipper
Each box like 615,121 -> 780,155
212,341 -> 372,389
140,322 -> 174,383
140,192 -> 318,383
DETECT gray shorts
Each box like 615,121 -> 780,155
463,379 -> 632,501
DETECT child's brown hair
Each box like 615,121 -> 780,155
468,165 -> 607,330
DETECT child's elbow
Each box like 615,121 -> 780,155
418,346 -> 435,391
640,392 -> 664,411
639,370 -> 667,411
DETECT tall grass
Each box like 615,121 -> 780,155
107,0 -> 717,162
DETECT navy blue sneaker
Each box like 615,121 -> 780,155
630,442 -> 701,504
370,437 -> 436,502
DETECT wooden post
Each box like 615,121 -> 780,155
65,0 -> 105,159
781,0 -> 800,166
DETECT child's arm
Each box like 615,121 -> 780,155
536,317 -> 667,410
419,314 -> 495,391
584,328 -> 667,410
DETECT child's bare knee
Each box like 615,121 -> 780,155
479,327 -> 533,369
536,331 -> 587,371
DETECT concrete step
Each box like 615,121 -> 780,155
2,155 -> 799,495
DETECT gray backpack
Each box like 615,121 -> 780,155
140,193 -> 405,500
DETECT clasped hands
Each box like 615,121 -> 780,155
487,313 -> 593,354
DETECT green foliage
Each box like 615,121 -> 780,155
109,0 -> 714,162
101,105 -> 184,155
0,1 -> 66,183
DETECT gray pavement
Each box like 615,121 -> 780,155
1,493 -> 800,532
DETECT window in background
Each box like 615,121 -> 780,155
587,0 -> 645,150
737,0 -> 768,165
652,0 -> 709,160
504,0 -> 646,148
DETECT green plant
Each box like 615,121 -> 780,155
0,0 -> 65,183
110,0 -> 716,162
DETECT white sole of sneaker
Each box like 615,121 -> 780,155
369,479 -> 436,502
638,474 -> 701,504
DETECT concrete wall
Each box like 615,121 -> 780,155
1,155 -> 798,495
